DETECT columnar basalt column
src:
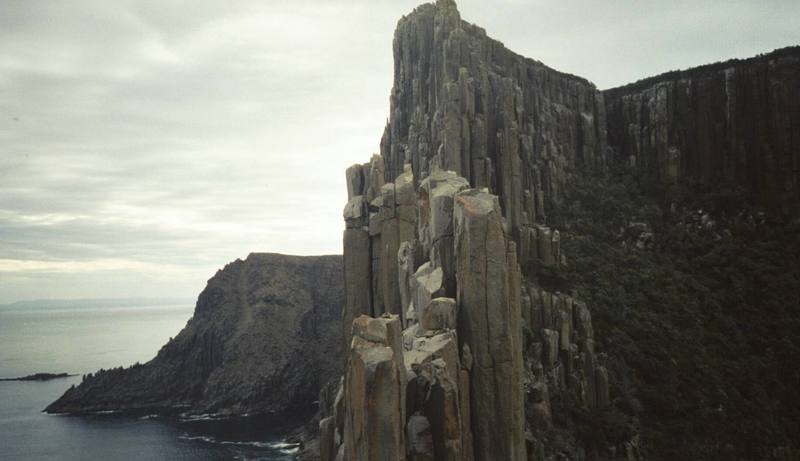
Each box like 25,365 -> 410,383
453,189 -> 526,461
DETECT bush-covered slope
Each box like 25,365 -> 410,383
551,169 -> 800,459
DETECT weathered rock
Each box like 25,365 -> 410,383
398,239 -> 424,326
458,369 -> 475,461
426,358 -> 464,460
343,315 -> 406,461
320,416 -> 336,461
454,188 -> 526,460
407,413 -> 435,461
596,365 -> 610,408
418,169 -> 470,294
343,229 -> 372,349
343,196 -> 368,229
405,354 -> 465,461
410,262 -> 445,322
541,329 -> 560,368
405,331 -> 460,388
461,343 -> 473,372
575,301 -> 594,342
346,164 -> 366,200
365,154 -> 385,202
420,296 -> 457,331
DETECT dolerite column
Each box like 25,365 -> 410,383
454,189 -> 526,461
343,164 -> 374,356
343,315 -> 406,461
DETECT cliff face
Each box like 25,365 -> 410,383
47,253 -> 343,424
605,46 -> 800,207
381,0 -> 606,267
327,2 -> 800,461
328,2 -> 613,460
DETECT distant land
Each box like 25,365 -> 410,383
0,373 -> 76,382
0,297 -> 196,310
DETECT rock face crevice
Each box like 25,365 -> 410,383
46,253 -> 343,422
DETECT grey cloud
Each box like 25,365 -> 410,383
1,0 -> 797,303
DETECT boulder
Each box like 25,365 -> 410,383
405,331 -> 460,387
343,195 -> 368,229
420,297 -> 457,331
411,262 -> 445,322
346,164 -> 366,200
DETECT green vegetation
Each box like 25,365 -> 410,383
552,170 -> 800,459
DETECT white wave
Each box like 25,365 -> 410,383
179,434 -> 293,451
178,434 -> 217,444
179,413 -> 222,422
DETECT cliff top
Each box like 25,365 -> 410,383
397,0 -> 598,89
604,45 -> 800,94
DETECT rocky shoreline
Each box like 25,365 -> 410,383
45,254 -> 344,426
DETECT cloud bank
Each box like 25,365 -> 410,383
1,0 -> 797,303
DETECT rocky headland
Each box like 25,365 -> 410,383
46,253 -> 343,426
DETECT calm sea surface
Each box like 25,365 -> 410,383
0,303 -> 297,460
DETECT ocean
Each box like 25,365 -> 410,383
0,302 -> 298,460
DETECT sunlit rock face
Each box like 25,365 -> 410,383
604,47 -> 800,208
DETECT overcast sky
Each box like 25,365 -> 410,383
1,0 -> 798,304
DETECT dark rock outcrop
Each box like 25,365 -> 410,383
605,46 -> 800,208
0,373 -> 74,382
46,253 -> 343,424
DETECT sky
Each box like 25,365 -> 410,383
1,0 -> 798,304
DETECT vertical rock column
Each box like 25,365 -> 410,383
343,164 -> 374,353
454,189 -> 526,461
343,314 -> 407,461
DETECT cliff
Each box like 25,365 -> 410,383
328,2 -> 616,460
605,46 -> 800,208
46,253 -> 343,425
380,0 -> 607,271
324,1 -> 800,461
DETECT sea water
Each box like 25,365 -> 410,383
0,302 -> 297,460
